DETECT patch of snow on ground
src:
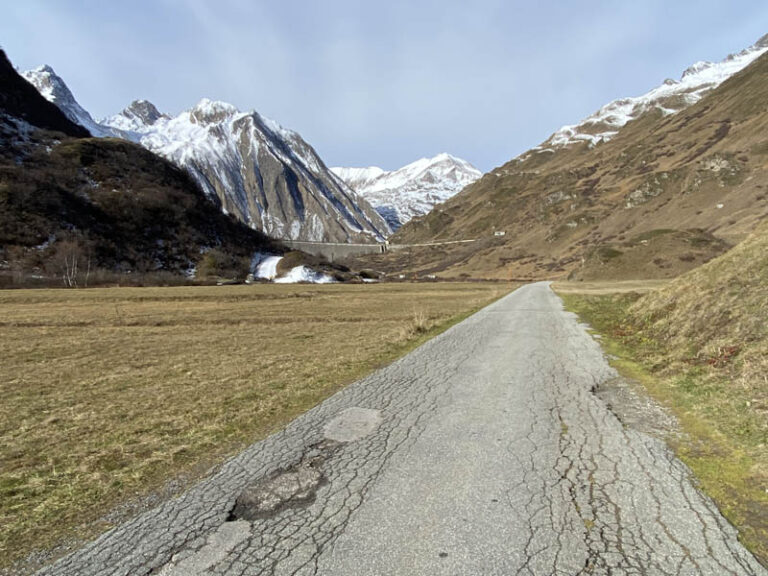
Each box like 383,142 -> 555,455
253,255 -> 283,280
274,266 -> 335,284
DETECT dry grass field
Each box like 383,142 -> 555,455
0,281 -> 512,570
551,279 -> 671,295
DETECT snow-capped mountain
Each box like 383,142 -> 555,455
332,153 -> 481,230
22,68 -> 389,243
538,33 -> 768,150
21,66 -> 123,139
104,99 -> 168,134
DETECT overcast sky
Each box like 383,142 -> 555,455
3,1 -> 767,171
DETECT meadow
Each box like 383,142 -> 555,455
0,281 -> 511,570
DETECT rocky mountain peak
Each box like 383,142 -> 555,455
432,152 -> 459,163
123,99 -> 165,126
99,99 -> 167,134
20,64 -> 119,137
333,153 -> 482,230
190,98 -> 239,124
21,65 -> 77,106
1,52 -> 90,137
681,61 -> 712,80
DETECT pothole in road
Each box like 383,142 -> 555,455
228,407 -> 382,522
227,442 -> 336,522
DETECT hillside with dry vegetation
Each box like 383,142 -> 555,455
631,220 -> 767,386
382,52 -> 768,281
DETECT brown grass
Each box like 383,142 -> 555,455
552,279 -> 671,295
0,282 -> 512,571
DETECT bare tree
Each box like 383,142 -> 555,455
84,250 -> 91,288
63,251 -> 77,287
55,239 -> 81,288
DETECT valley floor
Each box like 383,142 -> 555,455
26,283 -> 765,575
0,282 -> 511,573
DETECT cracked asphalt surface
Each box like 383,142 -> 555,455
38,282 -> 766,575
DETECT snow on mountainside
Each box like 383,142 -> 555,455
23,68 -> 389,243
332,153 -> 481,230
103,99 -> 168,135
21,66 -> 123,139
539,34 -> 768,151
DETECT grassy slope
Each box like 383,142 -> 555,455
0,282 -> 513,572
568,228 -> 730,281
630,220 -> 767,387
559,223 -> 768,564
386,52 -> 768,280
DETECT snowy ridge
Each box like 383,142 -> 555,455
103,99 -> 168,135
332,166 -> 386,190
23,70 -> 389,243
539,34 -> 768,151
332,153 -> 481,230
101,97 -> 389,241
20,66 -> 123,138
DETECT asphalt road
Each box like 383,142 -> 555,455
39,282 -> 766,576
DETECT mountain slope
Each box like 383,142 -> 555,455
23,69 -> 389,243
539,35 -> 768,149
632,219 -> 767,386
389,35 -> 768,280
1,49 -> 279,286
332,153 -> 481,230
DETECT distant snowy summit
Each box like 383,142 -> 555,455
22,68 -> 389,244
537,33 -> 768,151
333,153 -> 481,230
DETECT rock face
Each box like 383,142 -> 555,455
102,98 -> 390,242
22,69 -> 389,243
332,153 -> 481,230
